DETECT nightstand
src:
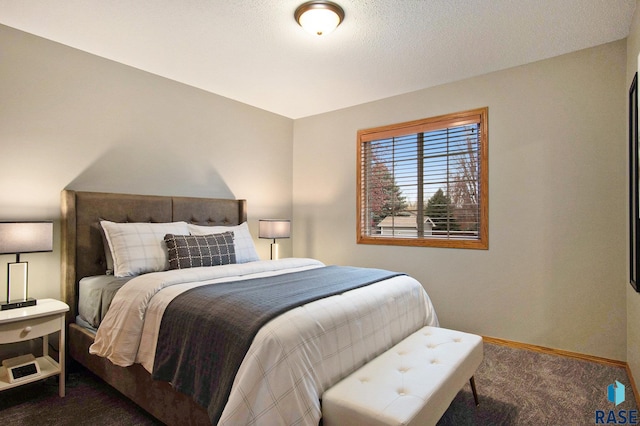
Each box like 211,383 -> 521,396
0,298 -> 69,397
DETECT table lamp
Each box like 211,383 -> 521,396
0,221 -> 53,310
258,219 -> 291,260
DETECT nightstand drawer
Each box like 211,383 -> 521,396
0,314 -> 61,344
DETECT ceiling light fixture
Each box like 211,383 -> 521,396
294,1 -> 345,36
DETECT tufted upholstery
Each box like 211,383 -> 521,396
322,326 -> 483,426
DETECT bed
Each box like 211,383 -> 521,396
61,190 -> 438,425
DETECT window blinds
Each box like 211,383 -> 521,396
358,110 -> 486,247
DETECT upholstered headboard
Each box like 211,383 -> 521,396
60,190 -> 247,320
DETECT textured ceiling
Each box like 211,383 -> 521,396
0,0 -> 636,118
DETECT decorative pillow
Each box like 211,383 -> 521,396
164,232 -> 236,270
100,220 -> 190,277
187,222 -> 259,263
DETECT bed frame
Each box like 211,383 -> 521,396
60,190 -> 247,425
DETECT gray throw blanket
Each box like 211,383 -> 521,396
151,265 -> 403,424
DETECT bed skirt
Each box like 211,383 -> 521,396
68,323 -> 210,425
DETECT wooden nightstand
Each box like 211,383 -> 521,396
0,299 -> 69,396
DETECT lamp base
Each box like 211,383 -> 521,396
270,242 -> 280,260
1,298 -> 37,311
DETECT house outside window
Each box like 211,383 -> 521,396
357,107 -> 488,249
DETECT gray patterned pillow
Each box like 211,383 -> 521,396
164,232 -> 236,270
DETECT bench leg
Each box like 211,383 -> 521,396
470,376 -> 479,406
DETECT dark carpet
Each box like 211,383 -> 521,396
438,343 -> 638,425
0,343 -> 636,425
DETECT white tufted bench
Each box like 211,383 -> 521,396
321,326 -> 483,426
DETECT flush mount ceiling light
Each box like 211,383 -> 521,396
294,1 -> 345,36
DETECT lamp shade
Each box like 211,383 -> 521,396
0,221 -> 53,254
259,220 -> 291,239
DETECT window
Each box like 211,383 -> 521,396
357,107 -> 488,249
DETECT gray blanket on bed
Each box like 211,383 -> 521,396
151,265 -> 403,425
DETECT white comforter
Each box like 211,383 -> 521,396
90,258 -> 438,425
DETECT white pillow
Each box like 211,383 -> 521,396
100,220 -> 190,277
187,222 -> 259,263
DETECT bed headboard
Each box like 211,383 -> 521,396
60,190 -> 247,320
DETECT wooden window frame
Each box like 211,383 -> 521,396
357,107 -> 489,249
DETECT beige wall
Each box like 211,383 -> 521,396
0,24 -> 295,300
628,0 -> 640,385
293,40 -> 627,360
